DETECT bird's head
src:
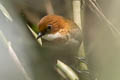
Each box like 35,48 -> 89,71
37,15 -> 70,42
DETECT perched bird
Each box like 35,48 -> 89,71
37,15 -> 82,66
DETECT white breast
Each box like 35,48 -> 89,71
42,32 -> 63,41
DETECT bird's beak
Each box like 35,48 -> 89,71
37,32 -> 43,39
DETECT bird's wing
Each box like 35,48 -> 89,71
66,19 -> 82,46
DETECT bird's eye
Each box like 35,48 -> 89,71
44,24 -> 52,33
47,24 -> 52,30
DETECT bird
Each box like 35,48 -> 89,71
37,15 -> 82,66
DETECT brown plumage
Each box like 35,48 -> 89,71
37,15 -> 82,65
38,15 -> 70,35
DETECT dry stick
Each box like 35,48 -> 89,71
8,42 -> 32,80
27,25 -> 42,46
0,31 -> 32,80
56,60 -> 79,80
73,0 -> 88,70
73,0 -> 82,29
86,0 -> 120,37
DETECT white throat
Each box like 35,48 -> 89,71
42,32 -> 63,41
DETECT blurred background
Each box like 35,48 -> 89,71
0,0 -> 120,80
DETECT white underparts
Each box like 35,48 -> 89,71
42,32 -> 63,41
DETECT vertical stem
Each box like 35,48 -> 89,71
73,0 -> 88,70
73,0 -> 82,29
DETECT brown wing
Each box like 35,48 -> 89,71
66,19 -> 82,47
